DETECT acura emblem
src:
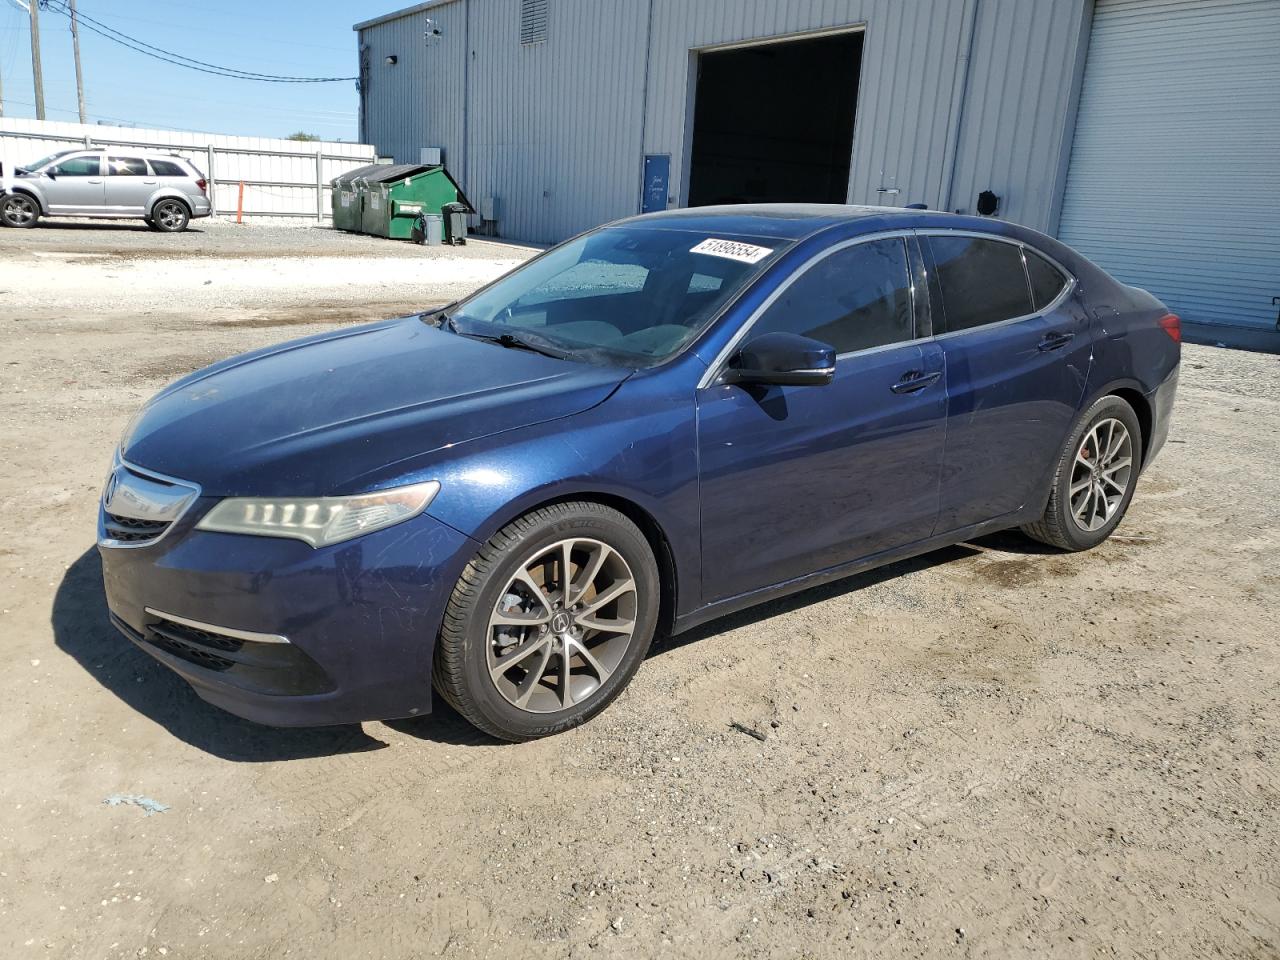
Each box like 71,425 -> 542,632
102,467 -> 122,508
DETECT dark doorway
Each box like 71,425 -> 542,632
687,31 -> 863,207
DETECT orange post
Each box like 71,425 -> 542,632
236,180 -> 245,225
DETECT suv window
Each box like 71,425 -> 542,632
148,159 -> 187,177
927,236 -> 1033,333
751,237 -> 914,354
50,155 -> 100,177
107,156 -> 148,176
1025,248 -> 1069,311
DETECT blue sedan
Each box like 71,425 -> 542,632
98,205 -> 1180,740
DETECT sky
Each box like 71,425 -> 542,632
0,0 -> 401,140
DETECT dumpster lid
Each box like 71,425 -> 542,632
330,163 -> 475,213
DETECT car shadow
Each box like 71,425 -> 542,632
652,543 -> 981,656
30,221 -> 205,233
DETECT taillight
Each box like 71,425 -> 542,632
1158,313 -> 1181,343
196,178 -> 208,195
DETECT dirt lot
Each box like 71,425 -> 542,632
1,221 -> 1277,959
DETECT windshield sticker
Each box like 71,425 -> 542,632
690,238 -> 773,264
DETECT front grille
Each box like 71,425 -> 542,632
99,457 -> 200,548
146,617 -> 241,671
104,512 -> 172,543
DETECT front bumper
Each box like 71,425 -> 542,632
99,499 -> 477,726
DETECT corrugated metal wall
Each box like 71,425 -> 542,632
464,0 -> 649,243
0,117 -> 374,220
1058,0 -> 1280,330
947,0 -> 1092,231
358,0 -> 468,168
357,0 -> 1090,243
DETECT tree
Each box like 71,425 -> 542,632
287,131 -> 320,142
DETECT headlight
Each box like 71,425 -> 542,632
196,481 -> 440,547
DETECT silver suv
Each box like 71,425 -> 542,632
0,148 -> 211,232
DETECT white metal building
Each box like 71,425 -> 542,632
354,0 -> 1280,339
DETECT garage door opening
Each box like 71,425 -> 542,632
687,30 -> 863,207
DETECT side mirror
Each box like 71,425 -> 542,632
44,170 -> 56,180
724,332 -> 836,387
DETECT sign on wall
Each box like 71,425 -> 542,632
642,154 -> 670,214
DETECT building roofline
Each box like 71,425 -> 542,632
353,0 -> 458,32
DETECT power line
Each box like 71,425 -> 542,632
40,1 -> 358,83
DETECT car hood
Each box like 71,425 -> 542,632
122,317 -> 630,496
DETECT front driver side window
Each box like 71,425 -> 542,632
50,156 -> 100,177
749,238 -> 914,354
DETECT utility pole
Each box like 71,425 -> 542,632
28,0 -> 46,120
69,0 -> 86,123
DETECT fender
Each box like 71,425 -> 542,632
417,367 -> 705,619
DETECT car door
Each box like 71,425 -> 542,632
922,233 -> 1091,533
696,235 -> 947,604
41,153 -> 104,214
103,156 -> 154,216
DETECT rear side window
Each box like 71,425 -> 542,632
1025,248 -> 1069,311
751,237 -> 914,354
107,156 -> 147,176
148,159 -> 187,177
50,156 -> 100,177
928,236 -> 1032,333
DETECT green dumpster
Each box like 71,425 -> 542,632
330,168 -> 366,233
330,163 -> 471,241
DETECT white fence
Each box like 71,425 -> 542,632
0,118 -> 376,221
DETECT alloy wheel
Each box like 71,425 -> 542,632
2,195 -> 36,226
486,537 -> 637,714
155,201 -> 186,230
1070,417 -> 1133,532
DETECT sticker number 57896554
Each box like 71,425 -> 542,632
689,238 -> 774,264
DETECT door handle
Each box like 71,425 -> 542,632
1037,331 -> 1074,351
87,178 -> 104,184
891,370 -> 942,394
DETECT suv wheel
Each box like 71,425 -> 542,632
0,193 -> 39,228
149,199 -> 190,232
433,502 -> 660,741
1023,395 -> 1143,551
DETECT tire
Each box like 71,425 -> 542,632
149,198 -> 190,232
1022,395 -> 1143,551
433,502 -> 661,741
0,193 -> 40,228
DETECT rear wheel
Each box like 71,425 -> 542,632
1023,395 -> 1142,551
149,199 -> 190,232
433,502 -> 660,741
0,193 -> 39,228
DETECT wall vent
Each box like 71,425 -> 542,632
520,0 -> 548,45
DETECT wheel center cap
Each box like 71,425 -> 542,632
551,611 -> 572,634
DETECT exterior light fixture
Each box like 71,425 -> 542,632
385,55 -> 398,66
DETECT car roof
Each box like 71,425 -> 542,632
68,149 -> 190,160
626,203 -> 1026,243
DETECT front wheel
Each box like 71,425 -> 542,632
1022,395 -> 1143,551
0,193 -> 39,228
149,199 -> 190,232
433,502 -> 660,741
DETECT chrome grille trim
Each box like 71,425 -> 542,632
98,453 -> 201,549
143,607 -> 292,645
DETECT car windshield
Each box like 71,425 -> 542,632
444,224 -> 791,366
20,150 -> 76,173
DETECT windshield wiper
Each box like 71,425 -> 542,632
436,313 -> 569,359
468,330 -> 568,360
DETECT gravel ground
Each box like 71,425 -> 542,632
0,223 -> 1277,959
